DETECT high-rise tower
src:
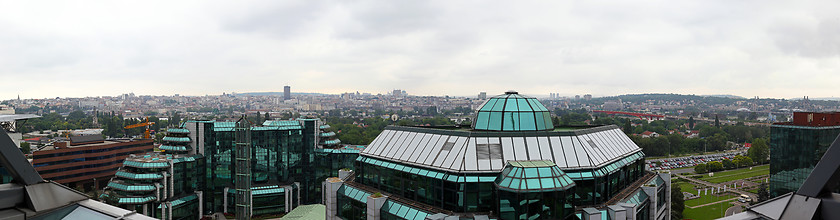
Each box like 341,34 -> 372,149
284,86 -> 291,100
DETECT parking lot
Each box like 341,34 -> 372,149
645,151 -> 746,171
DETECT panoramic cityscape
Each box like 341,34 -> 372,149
3,1 -> 840,220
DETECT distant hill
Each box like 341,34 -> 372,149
234,92 -> 331,96
702,94 -> 747,99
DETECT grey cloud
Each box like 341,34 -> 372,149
221,1 -> 328,38
770,18 -> 840,58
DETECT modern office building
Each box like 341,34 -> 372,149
104,117 -> 352,219
323,91 -> 670,220
769,112 -> 840,197
32,136 -> 154,190
285,86 -> 292,100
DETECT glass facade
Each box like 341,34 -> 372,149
350,152 -> 645,218
769,125 -> 840,196
563,153 -> 646,205
495,161 -> 576,220
337,185 -> 369,220
106,154 -> 205,219
103,118 -> 353,218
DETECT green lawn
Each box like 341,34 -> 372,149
683,202 -> 735,220
676,181 -> 699,192
685,193 -> 736,207
697,165 -> 769,184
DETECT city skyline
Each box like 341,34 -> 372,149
3,1 -> 840,100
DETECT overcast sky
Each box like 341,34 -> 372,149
2,1 -> 839,100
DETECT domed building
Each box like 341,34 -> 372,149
324,91 -> 670,220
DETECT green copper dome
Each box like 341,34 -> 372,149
473,91 -> 554,131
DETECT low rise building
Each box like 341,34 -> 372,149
32,135 -> 153,190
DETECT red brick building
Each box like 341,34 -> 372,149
32,136 -> 153,190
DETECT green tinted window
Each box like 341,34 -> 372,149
504,98 -> 519,111
489,112 -> 503,130
480,99 -> 498,111
519,113 -> 536,130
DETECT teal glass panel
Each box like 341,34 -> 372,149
500,178 -> 512,187
524,167 -> 538,178
510,179 -> 521,189
535,112 -> 546,130
466,176 -> 479,182
541,178 -> 555,188
543,112 -> 554,129
516,98 -> 533,111
475,112 -> 490,130
519,112 -> 536,130
526,179 -> 541,189
502,112 -> 515,131
480,99 -> 498,111
504,98 -> 518,111
511,112 -> 521,130
397,206 -> 409,216
406,209 -> 419,219
491,98 -> 506,111
528,99 -> 546,111
537,167 -> 552,177
488,112 -> 503,130
511,168 -> 522,178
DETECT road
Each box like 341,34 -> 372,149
725,202 -> 745,217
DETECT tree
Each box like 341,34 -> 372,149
171,112 -> 181,127
739,156 -> 753,167
264,112 -> 270,121
694,163 -> 708,174
708,133 -> 729,151
749,138 -> 770,164
757,182 -> 770,203
20,142 -> 31,154
715,115 -> 720,127
707,161 -> 724,172
688,116 -> 695,130
623,119 -> 632,134
722,159 -> 735,170
671,183 -> 685,219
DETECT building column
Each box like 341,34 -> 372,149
196,191 -> 203,218
167,201 -> 173,220
223,187 -> 229,214
324,178 -> 343,220
338,169 -> 352,180
366,194 -> 387,220
582,208 -> 601,220
608,205 -> 627,220
161,172 -> 168,200
661,172 -> 671,220
169,162 -> 174,198
618,203 -> 637,220
641,184 -> 660,220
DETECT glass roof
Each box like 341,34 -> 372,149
162,136 -> 190,143
473,91 -> 554,131
165,128 -> 190,134
494,160 -> 576,192
159,145 -> 188,151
